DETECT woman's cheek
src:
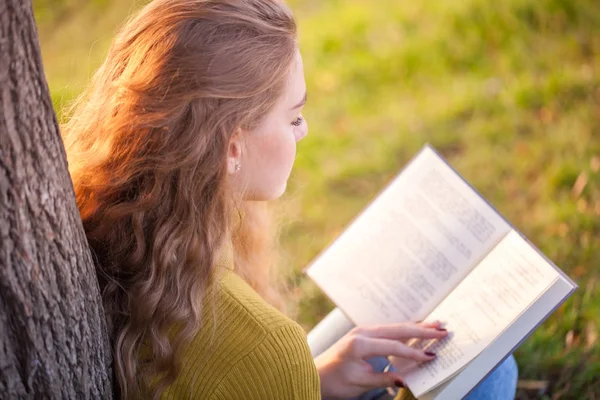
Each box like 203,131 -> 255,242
266,131 -> 296,198
264,129 -> 296,180
288,129 -> 299,163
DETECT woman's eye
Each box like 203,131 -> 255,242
291,116 -> 304,127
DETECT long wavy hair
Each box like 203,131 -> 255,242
61,0 -> 297,398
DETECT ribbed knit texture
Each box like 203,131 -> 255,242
160,267 -> 320,400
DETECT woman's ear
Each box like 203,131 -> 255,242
227,128 -> 243,174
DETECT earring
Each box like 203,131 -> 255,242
235,161 -> 241,172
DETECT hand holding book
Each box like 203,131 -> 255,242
314,321 -> 447,399
306,145 -> 577,399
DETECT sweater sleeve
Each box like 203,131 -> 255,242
210,322 -> 321,400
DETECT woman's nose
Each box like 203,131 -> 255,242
294,123 -> 308,142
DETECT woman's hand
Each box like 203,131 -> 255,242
314,321 -> 447,399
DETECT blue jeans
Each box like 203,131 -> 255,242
355,355 -> 518,400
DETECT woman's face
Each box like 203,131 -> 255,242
229,50 -> 308,200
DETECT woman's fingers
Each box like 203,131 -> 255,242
356,321 -> 447,341
362,370 -> 406,391
353,337 -> 438,361
417,320 -> 443,329
315,321 -> 446,398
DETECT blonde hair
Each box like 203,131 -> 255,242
61,0 -> 297,398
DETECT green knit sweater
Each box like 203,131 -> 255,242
160,267 -> 321,399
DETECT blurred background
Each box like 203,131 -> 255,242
34,0 -> 599,398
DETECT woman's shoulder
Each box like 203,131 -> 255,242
216,269 -> 297,332
162,270 -> 320,399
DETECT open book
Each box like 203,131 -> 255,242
306,145 -> 577,399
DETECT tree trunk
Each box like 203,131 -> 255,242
0,0 -> 113,398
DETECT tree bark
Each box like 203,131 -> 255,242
0,0 -> 113,398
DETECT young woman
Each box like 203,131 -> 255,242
63,0 -> 517,399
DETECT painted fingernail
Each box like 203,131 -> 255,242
425,351 -> 436,357
394,380 -> 405,388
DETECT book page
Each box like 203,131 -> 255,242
397,230 -> 561,397
421,276 -> 575,400
306,146 -> 511,325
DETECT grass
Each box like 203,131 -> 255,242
35,0 -> 600,397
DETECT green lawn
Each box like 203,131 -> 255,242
35,0 -> 600,397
